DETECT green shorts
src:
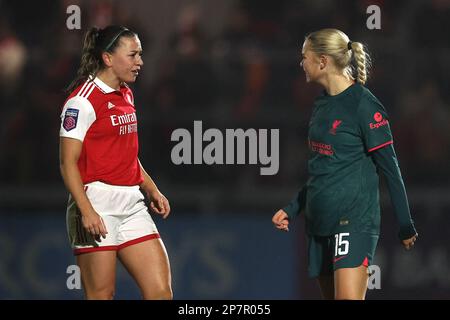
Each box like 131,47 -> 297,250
306,232 -> 379,278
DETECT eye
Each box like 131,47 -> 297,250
129,52 -> 143,57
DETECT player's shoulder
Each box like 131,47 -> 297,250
354,84 -> 386,114
334,83 -> 367,115
65,80 -> 105,111
346,83 -> 367,102
358,84 -> 383,106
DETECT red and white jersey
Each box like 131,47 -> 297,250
60,77 -> 143,186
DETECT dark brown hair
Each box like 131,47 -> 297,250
66,25 -> 137,93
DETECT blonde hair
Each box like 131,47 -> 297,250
305,28 -> 371,85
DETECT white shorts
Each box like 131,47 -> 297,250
66,181 -> 160,255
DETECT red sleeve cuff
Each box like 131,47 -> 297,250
368,140 -> 393,152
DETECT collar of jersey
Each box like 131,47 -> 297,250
93,76 -> 117,94
321,83 -> 357,100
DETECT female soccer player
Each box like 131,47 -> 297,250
60,25 -> 172,300
272,28 -> 418,300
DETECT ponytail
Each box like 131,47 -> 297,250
66,27 -> 101,93
348,41 -> 371,85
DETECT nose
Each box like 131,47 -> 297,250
137,55 -> 144,66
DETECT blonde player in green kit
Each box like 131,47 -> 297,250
272,29 -> 418,300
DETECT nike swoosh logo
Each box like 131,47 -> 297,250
333,255 -> 348,263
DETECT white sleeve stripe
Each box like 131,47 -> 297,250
79,82 -> 94,98
77,81 -> 89,97
84,83 -> 96,99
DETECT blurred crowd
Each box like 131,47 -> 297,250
1,0 -> 449,207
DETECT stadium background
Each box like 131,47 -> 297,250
0,0 -> 449,299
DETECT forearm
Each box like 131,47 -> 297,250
60,162 -> 94,216
138,159 -> 159,193
283,185 -> 307,220
372,144 -> 417,239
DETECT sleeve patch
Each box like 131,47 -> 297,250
369,112 -> 389,130
63,108 -> 79,131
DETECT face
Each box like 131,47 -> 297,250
300,40 -> 322,83
106,35 -> 144,83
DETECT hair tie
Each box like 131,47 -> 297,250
347,41 -> 353,50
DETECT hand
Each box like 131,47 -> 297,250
272,209 -> 290,232
81,210 -> 108,241
147,189 -> 171,219
402,234 -> 418,250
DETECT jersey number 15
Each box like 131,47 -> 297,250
334,232 -> 350,256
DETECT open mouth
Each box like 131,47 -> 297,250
132,70 -> 139,76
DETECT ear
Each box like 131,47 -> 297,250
319,55 -> 327,70
102,52 -> 113,67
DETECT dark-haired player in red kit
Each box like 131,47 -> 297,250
60,25 -> 172,300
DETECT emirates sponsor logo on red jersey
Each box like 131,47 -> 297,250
110,112 -> 138,135
369,112 -> 389,130
110,112 -> 137,126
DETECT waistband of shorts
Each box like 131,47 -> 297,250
85,181 -> 140,191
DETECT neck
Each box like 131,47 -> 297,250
96,69 -> 120,91
320,72 -> 354,96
